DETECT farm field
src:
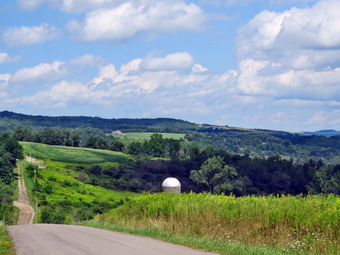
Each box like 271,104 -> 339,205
98,192 -> 339,255
21,142 -> 131,164
114,132 -> 186,140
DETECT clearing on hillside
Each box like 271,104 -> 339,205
21,142 -> 131,164
113,132 -> 186,140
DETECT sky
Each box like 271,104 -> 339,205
0,0 -> 339,132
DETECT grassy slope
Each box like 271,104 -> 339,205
27,160 -> 135,223
37,160 -> 133,204
21,142 -> 131,164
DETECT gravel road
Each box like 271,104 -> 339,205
8,224 -> 218,255
14,163 -> 35,225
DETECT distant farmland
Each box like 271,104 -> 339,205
21,142 -> 131,164
114,132 -> 186,140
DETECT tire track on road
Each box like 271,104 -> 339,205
13,162 -> 35,225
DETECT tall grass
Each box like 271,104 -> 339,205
0,224 -> 15,255
21,142 -> 131,164
98,193 -> 339,255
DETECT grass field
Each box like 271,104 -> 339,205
0,224 -> 15,255
24,160 -> 136,223
114,132 -> 186,140
21,142 -> 131,164
98,192 -> 339,255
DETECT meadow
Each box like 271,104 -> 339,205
114,132 -> 186,140
23,160 -> 136,223
21,142 -> 131,164
97,192 -> 339,255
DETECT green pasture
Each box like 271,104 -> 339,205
114,132 -> 186,140
21,142 -> 131,164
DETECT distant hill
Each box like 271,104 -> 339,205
292,130 -> 340,137
0,111 -> 198,132
1,111 -> 339,164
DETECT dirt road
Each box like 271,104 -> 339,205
8,224 -> 217,255
13,163 -> 35,225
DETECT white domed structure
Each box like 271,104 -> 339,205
162,177 -> 181,193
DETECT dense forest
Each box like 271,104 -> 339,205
1,111 -> 339,164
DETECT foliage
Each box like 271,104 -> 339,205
99,192 -> 340,255
0,135 -> 23,224
190,156 -> 238,193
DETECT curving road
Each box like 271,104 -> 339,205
8,224 -> 218,255
14,162 -> 35,225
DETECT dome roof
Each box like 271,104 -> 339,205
162,177 -> 181,187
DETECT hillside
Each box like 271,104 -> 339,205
1,111 -> 340,164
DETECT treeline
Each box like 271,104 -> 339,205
0,134 -> 23,224
73,143 -> 339,195
186,130 -> 340,164
13,127 -> 182,158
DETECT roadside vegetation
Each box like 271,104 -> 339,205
0,135 -> 23,254
83,222 -> 296,255
0,224 -> 15,255
96,193 -> 339,255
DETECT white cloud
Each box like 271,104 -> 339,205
3,23 -> 59,47
11,61 -> 66,84
15,81 -> 108,107
9,55 -> 105,85
141,52 -> 195,71
0,74 -> 11,90
237,0 -> 340,63
68,2 -> 205,41
192,64 -> 208,73
17,0 -> 44,10
0,52 -> 21,64
233,0 -> 340,108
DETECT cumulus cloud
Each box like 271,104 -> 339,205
140,52 -> 195,71
17,0 -> 188,13
3,23 -> 59,47
9,55 -> 104,86
0,74 -> 11,90
11,61 -> 66,84
234,0 -> 340,107
237,0 -> 340,62
0,52 -> 21,64
68,2 -> 205,41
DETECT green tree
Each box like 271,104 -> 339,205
147,133 -> 166,157
190,156 -> 238,194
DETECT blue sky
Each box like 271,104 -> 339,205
1,0 -> 339,132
